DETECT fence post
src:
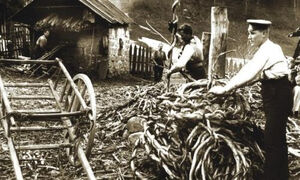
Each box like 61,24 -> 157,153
201,32 -> 211,75
149,48 -> 152,74
137,46 -> 141,74
141,46 -> 145,76
145,47 -> 149,76
133,45 -> 137,74
208,6 -> 229,80
129,44 -> 132,73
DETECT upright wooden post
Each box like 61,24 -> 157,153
133,45 -> 137,74
141,46 -> 145,76
149,48 -> 153,74
137,46 -> 141,73
129,44 -> 132,73
208,7 -> 229,80
201,32 -> 211,75
145,47 -> 149,76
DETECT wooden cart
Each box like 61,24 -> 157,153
0,58 -> 96,179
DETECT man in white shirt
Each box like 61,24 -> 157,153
210,19 -> 292,180
33,29 -> 50,59
167,24 -> 206,81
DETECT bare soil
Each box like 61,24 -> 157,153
0,66 -> 151,179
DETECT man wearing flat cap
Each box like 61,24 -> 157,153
210,19 -> 292,180
167,23 -> 206,81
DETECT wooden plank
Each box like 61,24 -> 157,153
201,32 -> 211,74
4,83 -> 49,88
129,44 -> 132,73
0,59 -> 57,64
8,95 -> 55,100
133,45 -> 137,74
141,46 -> 145,75
57,58 -> 88,110
208,7 -> 229,80
17,110 -> 61,114
137,46 -> 141,74
0,75 -> 16,126
145,47 -> 149,76
149,48 -> 153,74
10,126 -> 71,132
1,118 -> 23,180
16,143 -> 73,150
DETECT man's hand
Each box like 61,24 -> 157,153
209,86 -> 227,95
166,69 -> 172,79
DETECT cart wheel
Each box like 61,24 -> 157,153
64,73 -> 96,164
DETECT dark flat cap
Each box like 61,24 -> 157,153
178,23 -> 193,35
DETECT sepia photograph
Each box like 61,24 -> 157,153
0,0 -> 300,179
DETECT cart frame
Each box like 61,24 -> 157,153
0,58 -> 97,180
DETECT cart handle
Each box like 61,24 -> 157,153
56,58 -> 88,110
0,59 -> 57,65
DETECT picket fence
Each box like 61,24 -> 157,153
128,43 -> 247,80
0,24 -> 30,59
129,44 -> 153,79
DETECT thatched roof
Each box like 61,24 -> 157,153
11,0 -> 133,28
34,13 -> 91,32
79,0 -> 133,25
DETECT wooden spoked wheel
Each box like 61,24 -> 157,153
64,73 -> 96,164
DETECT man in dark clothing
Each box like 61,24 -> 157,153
152,43 -> 166,82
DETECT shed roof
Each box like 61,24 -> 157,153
12,0 -> 133,25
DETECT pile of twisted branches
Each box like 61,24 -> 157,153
128,80 -> 265,179
99,79 -> 299,179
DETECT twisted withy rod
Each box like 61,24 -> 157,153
166,0 -> 180,92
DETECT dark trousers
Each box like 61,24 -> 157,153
154,65 -> 163,82
261,76 -> 292,180
186,65 -> 206,80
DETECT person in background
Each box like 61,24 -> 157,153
33,29 -> 50,59
292,68 -> 300,116
167,23 -> 206,81
209,19 -> 292,180
152,43 -> 166,82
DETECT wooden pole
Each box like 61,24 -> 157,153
201,32 -> 211,75
208,7 -> 229,80
56,58 -> 88,110
133,45 -> 137,74
0,59 -> 56,64
141,46 -> 145,76
129,44 -> 132,73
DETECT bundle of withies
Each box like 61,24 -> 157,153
100,79 -> 299,179
127,79 -> 265,179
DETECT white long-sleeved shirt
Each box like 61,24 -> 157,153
225,39 -> 290,91
170,36 -> 204,72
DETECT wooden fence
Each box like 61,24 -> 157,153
0,23 -> 30,59
129,44 -> 153,79
225,57 -> 248,77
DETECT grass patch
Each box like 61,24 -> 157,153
128,0 -> 299,57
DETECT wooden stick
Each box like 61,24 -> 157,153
4,83 -> 49,87
16,143 -> 73,150
0,75 -> 15,126
56,58 -> 88,110
10,126 -> 71,131
48,79 -> 63,110
0,59 -> 56,64
8,95 -> 55,100
1,119 -> 23,180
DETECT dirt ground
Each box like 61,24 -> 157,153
0,66 -> 161,179
0,66 -> 299,179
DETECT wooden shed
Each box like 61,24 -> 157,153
12,0 -> 134,78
